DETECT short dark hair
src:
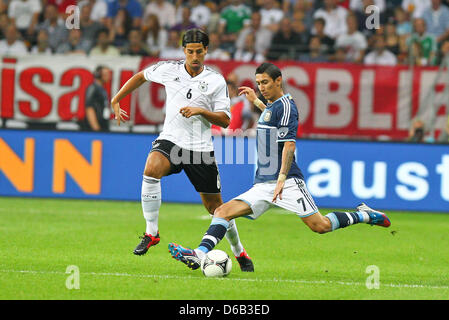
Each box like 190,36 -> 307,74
182,28 -> 209,48
255,62 -> 282,81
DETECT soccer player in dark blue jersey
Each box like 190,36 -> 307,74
168,62 -> 391,270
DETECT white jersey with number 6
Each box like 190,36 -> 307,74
143,60 -> 231,152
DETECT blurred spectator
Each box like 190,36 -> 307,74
291,10 -> 310,52
408,118 -> 425,142
8,0 -> 42,42
109,8 -> 133,48
235,11 -> 272,59
106,0 -> 143,28
311,17 -> 335,54
171,6 -> 197,34
205,1 -> 221,33
80,4 -> 103,52
313,0 -> 348,39
141,14 -> 167,57
121,28 -> 151,56
0,0 -> 7,14
205,32 -> 231,61
259,0 -> 284,33
385,21 -> 400,55
47,0 -> 77,18
292,0 -> 314,30
0,24 -> 28,55
233,32 -> 265,63
88,0 -> 108,24
421,0 -> 449,43
159,29 -> 184,59
37,3 -> 68,52
0,12 -> 9,40
56,28 -> 89,55
298,36 -> 329,62
394,6 -> 412,36
189,0 -> 211,30
335,13 -> 367,63
334,47 -> 348,62
218,0 -> 251,53
144,0 -> 176,29
436,39 -> 449,64
81,65 -> 111,132
266,17 -> 303,61
350,0 -> 385,12
407,18 -> 437,66
31,29 -> 52,54
89,28 -> 120,56
402,0 -> 431,18
364,36 -> 397,65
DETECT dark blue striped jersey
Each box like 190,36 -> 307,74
254,93 -> 304,184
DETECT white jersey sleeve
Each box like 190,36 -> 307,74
143,61 -> 174,84
212,76 -> 231,118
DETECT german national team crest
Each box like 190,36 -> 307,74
263,110 -> 272,122
198,81 -> 208,92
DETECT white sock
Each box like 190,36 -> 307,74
225,219 -> 244,257
194,249 -> 206,260
141,175 -> 161,236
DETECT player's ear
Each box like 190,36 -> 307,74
275,76 -> 282,88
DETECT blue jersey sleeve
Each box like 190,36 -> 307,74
275,95 -> 298,142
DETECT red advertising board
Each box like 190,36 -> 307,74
1,56 -> 447,140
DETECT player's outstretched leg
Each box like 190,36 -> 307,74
302,203 -> 391,234
321,203 -> 390,232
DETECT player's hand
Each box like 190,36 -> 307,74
238,86 -> 257,104
111,100 -> 129,126
272,180 -> 285,203
180,106 -> 203,118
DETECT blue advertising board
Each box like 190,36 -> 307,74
0,129 -> 448,213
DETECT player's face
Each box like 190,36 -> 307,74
184,43 -> 208,72
255,73 -> 282,102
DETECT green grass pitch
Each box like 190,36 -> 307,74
1,197 -> 448,300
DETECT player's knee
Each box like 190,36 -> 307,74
309,222 -> 328,234
213,205 -> 231,220
205,202 -> 220,215
144,164 -> 164,179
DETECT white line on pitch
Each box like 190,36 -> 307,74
1,269 -> 448,290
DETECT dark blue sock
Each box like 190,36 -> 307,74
325,211 -> 361,231
197,217 -> 229,253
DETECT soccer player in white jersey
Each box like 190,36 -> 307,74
110,28 -> 254,272
168,62 -> 391,270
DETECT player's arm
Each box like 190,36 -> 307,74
272,141 -> 296,203
238,86 -> 266,111
180,107 -> 230,128
110,71 -> 147,125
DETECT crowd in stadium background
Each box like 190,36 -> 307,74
1,0 -> 449,142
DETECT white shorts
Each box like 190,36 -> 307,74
234,178 -> 319,219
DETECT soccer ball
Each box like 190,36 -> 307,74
201,249 -> 232,277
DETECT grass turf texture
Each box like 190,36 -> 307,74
1,197 -> 448,300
